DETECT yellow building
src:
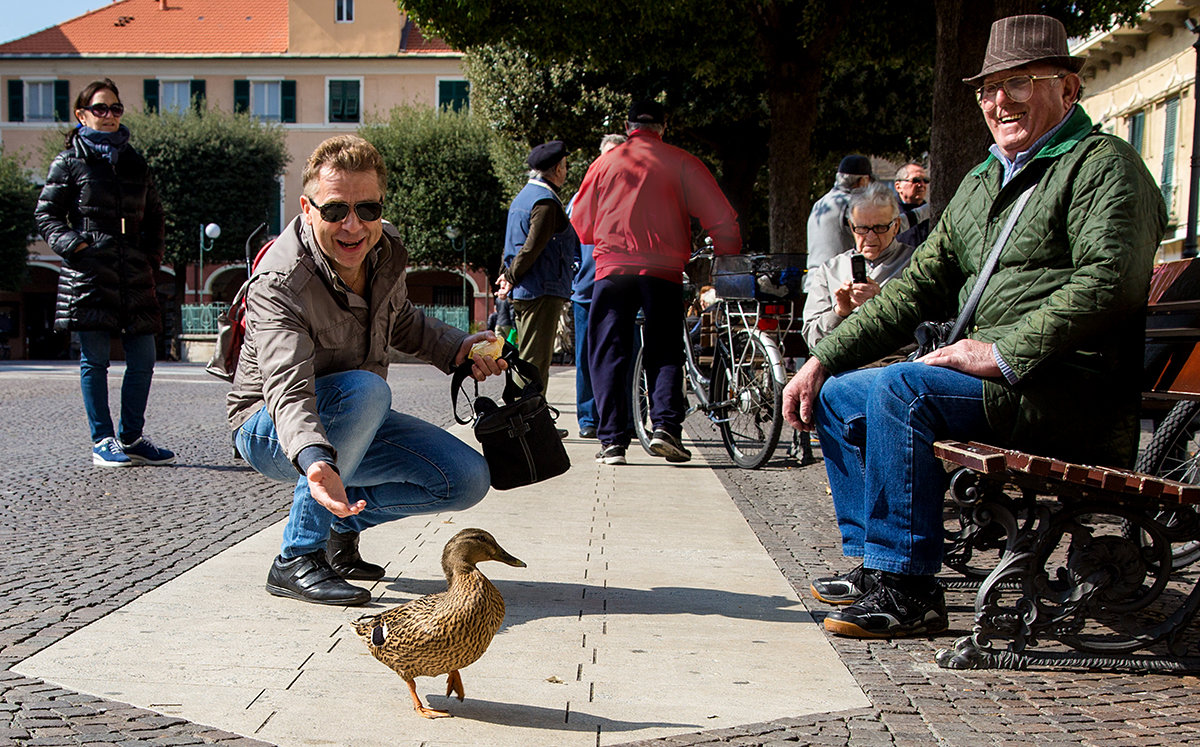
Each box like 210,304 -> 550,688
1072,0 -> 1198,260
0,0 -> 471,359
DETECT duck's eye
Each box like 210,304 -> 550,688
372,624 -> 387,646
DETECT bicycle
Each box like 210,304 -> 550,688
631,250 -> 804,469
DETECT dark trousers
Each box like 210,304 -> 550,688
589,275 -> 684,447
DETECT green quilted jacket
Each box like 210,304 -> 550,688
811,106 -> 1167,467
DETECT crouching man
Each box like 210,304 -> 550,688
228,135 -> 504,606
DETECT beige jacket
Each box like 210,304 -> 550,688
226,215 -> 466,466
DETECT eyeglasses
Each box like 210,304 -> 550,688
82,103 -> 125,118
848,220 -> 897,236
307,198 -> 384,223
975,73 -> 1066,106
897,177 -> 930,185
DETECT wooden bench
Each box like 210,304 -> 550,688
932,439 -> 1200,672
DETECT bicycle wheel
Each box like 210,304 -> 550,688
1130,399 -> 1200,569
632,345 -> 654,455
710,329 -> 784,468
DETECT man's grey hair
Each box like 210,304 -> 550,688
627,122 -> 665,135
894,162 -> 925,181
835,172 -> 870,191
849,182 -> 901,222
600,133 -> 627,151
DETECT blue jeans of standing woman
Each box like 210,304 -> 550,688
235,370 -> 491,559
814,362 -> 991,576
77,330 -> 157,444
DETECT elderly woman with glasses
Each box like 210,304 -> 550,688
35,78 -> 174,469
800,182 -> 916,350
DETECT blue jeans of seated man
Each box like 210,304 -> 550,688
77,330 -> 157,444
815,362 -> 990,576
235,370 -> 491,559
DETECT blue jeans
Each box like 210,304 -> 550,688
573,301 -> 595,430
815,363 -> 990,576
235,370 -> 491,559
77,330 -> 157,444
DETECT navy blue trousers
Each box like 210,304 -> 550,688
588,275 -> 684,447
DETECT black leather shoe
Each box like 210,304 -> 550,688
556,428 -> 569,438
266,551 -> 371,606
326,529 -> 386,580
579,426 -> 597,439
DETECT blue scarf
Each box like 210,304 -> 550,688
76,124 -> 131,166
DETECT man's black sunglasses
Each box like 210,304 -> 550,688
82,103 -> 125,117
308,198 -> 384,223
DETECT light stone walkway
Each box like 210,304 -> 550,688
13,373 -> 867,746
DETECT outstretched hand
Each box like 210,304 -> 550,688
306,461 -> 366,518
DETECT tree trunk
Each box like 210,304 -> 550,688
930,0 -> 1040,218
766,67 -> 821,256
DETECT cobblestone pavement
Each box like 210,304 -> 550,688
5,362 -> 1200,746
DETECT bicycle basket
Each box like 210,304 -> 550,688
713,253 -> 806,301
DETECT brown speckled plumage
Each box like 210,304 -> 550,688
351,528 -> 524,718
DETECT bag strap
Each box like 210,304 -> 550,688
947,178 -> 1038,344
450,343 -> 543,424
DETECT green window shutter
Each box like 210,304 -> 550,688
345,80 -> 359,121
438,80 -> 469,113
268,179 -> 282,234
7,80 -> 22,122
190,79 -> 206,110
1163,97 -> 1179,207
329,80 -> 360,123
329,80 -> 342,121
143,79 -> 159,113
233,79 -> 250,114
1128,110 -> 1144,155
281,79 -> 296,123
53,80 -> 70,121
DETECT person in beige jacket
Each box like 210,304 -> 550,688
228,135 -> 505,607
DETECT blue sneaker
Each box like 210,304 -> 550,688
93,437 -> 132,468
120,435 -> 176,466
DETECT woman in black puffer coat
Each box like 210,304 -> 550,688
35,78 -> 174,468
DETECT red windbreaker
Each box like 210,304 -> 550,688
570,129 -> 741,282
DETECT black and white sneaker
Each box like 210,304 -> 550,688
823,578 -> 947,639
649,429 -> 691,463
810,563 -> 880,605
595,444 -> 627,465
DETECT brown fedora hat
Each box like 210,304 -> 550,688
963,14 -> 1084,87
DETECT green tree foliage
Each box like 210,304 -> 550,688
0,149 -> 36,291
121,108 -> 289,267
359,106 -> 506,271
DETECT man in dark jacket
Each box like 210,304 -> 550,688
783,15 -> 1167,639
229,135 -> 505,607
497,140 -> 579,408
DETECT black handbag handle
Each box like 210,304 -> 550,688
451,342 -> 543,425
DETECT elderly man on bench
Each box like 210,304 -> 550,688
782,14 -> 1167,639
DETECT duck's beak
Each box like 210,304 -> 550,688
496,549 -> 526,568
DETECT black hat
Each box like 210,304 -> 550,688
628,100 -> 666,125
837,155 -> 872,177
963,15 -> 1084,87
527,140 -> 566,171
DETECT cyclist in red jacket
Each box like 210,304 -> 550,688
571,100 -> 741,466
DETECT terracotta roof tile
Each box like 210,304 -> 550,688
0,0 -> 290,56
399,19 -> 454,54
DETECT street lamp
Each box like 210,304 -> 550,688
445,224 -> 467,309
197,222 -> 221,303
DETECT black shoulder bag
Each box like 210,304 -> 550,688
908,179 -> 1038,360
451,344 -> 570,490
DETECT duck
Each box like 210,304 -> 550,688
351,528 -> 526,718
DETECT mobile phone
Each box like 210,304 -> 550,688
850,253 -> 867,283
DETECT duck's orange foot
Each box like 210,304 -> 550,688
415,704 -> 452,719
445,670 -> 465,702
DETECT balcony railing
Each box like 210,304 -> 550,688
180,303 -> 229,335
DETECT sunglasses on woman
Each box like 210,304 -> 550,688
308,198 -> 384,223
82,103 -> 125,118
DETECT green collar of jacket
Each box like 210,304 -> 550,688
969,105 -> 1094,178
